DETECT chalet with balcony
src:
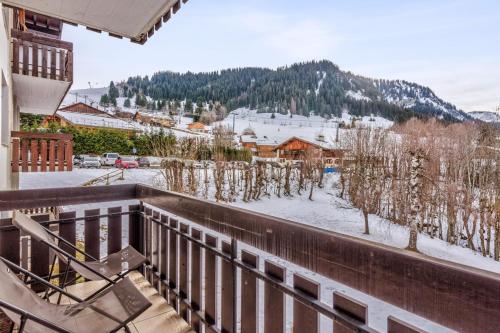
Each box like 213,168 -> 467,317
274,136 -> 345,166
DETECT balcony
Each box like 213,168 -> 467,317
10,131 -> 73,173
11,29 -> 73,115
0,185 -> 499,333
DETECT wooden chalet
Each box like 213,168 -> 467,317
240,135 -> 279,159
134,112 -> 175,128
59,102 -> 111,117
274,136 -> 345,166
188,121 -> 208,133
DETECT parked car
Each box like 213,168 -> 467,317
115,156 -> 139,169
73,154 -> 88,167
80,156 -> 101,169
101,153 -> 119,166
137,156 -> 162,168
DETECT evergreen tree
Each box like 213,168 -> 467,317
185,99 -> 193,112
100,94 -> 110,106
109,81 -> 119,99
124,98 -> 131,108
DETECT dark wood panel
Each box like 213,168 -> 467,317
221,241 -> 235,333
205,235 -> 217,327
241,250 -> 258,333
0,185 -> 137,211
179,223 -> 189,321
388,316 -> 428,333
293,274 -> 319,333
58,211 -> 76,286
107,207 -> 122,255
333,291 -> 368,333
168,218 -> 178,310
190,228 -> 202,332
84,209 -> 100,260
30,215 -> 50,292
128,205 -> 141,252
264,261 -> 285,333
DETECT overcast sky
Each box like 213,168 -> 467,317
62,0 -> 500,112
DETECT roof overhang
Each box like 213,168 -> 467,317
2,0 -> 188,44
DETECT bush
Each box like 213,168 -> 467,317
62,127 -> 133,155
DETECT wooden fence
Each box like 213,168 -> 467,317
11,131 -> 73,172
11,29 -> 73,82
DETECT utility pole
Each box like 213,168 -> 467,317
232,113 -> 236,133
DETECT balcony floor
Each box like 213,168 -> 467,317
50,271 -> 193,333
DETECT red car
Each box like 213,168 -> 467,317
115,156 -> 139,169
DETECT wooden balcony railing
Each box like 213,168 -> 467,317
11,131 -> 73,172
0,185 -> 500,333
11,29 -> 73,82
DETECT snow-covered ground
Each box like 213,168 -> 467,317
20,169 -> 487,332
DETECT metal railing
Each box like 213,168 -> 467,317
0,184 -> 499,332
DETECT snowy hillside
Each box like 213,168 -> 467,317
469,111 -> 500,123
217,108 -> 393,149
375,80 -> 470,121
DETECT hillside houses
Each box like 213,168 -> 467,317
134,111 -> 175,128
240,134 -> 345,167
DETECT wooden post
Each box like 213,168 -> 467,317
21,139 -> 28,172
57,140 -> 64,171
40,140 -> 47,172
293,274 -> 320,333
241,250 -> 259,333
264,261 -> 285,333
30,139 -> 38,172
49,140 -> 56,171
12,138 -> 20,173
205,235 -> 218,330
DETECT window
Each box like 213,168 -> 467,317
1,73 -> 9,146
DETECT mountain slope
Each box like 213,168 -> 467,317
121,60 -> 469,123
469,111 -> 500,123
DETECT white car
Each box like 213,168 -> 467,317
101,153 -> 119,166
81,156 -> 101,168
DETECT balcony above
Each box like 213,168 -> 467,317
3,0 -> 188,44
11,29 -> 73,115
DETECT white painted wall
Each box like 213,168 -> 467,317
0,7 -> 15,191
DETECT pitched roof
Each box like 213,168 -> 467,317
274,136 -> 340,151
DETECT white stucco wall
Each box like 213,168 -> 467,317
0,7 -> 14,191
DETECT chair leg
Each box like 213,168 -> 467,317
43,255 -> 58,300
57,260 -> 71,305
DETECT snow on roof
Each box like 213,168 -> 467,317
274,136 -> 341,151
57,111 -> 142,132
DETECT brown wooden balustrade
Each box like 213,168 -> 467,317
11,29 -> 73,82
11,131 -> 73,172
0,184 -> 500,332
